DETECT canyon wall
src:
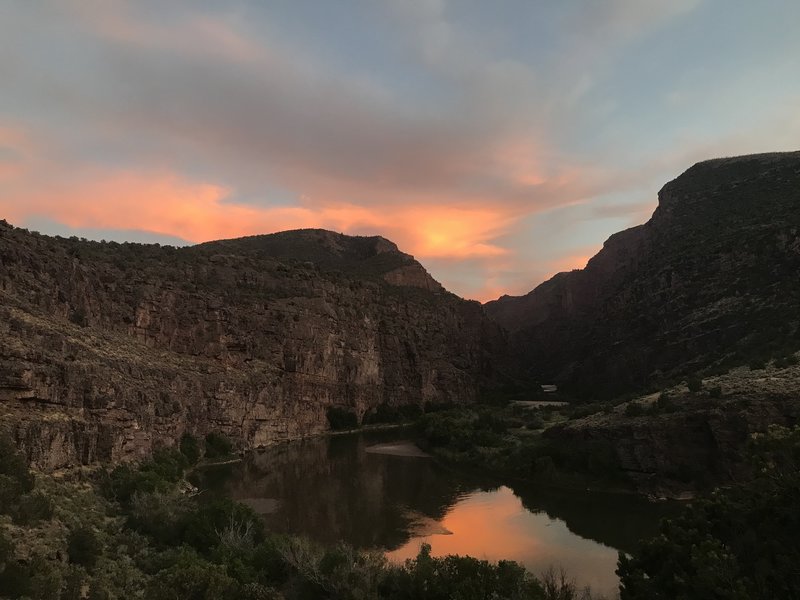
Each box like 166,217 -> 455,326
487,152 -> 800,398
0,226 -> 506,469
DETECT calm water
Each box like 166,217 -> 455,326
199,429 -> 675,596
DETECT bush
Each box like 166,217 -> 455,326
619,426 -> 800,599
67,527 -> 102,570
180,497 -> 265,554
708,386 -> 722,399
205,433 -> 234,460
686,377 -> 703,393
381,543 -> 543,599
749,359 -> 766,371
0,433 -> 34,514
146,551 -> 241,600
180,434 -> 201,464
14,491 -> 54,525
142,448 -> 189,482
326,407 -> 359,431
103,464 -> 173,505
128,491 -> 190,546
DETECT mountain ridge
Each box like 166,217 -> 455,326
485,150 -> 800,397
0,221 -> 505,469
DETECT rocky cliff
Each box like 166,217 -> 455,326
0,225 -> 506,470
486,151 -> 800,398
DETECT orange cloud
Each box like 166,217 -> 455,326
6,168 -> 516,264
548,250 -> 595,274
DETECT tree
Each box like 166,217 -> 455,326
67,527 -> 102,570
618,426 -> 800,599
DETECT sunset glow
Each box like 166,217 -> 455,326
2,2 -> 799,299
387,487 -> 621,594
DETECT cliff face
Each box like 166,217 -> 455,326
486,152 -> 800,397
0,225 -> 506,470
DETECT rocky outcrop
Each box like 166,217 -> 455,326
547,362 -> 800,495
486,151 -> 800,397
0,225 -> 506,470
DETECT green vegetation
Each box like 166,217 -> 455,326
204,432 -> 234,460
67,526 -> 102,569
415,407 -> 624,486
326,406 -> 359,431
363,403 -> 424,425
5,420 -> 800,597
180,433 -> 202,464
618,425 -> 800,599
0,431 -> 599,599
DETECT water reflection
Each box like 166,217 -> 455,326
200,430 -> 675,595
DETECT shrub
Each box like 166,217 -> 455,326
142,448 -> 189,482
326,407 -> 359,431
381,543 -> 543,599
364,404 -> 399,424
67,527 -> 102,570
128,491 -> 190,546
708,386 -> 722,399
146,551 -> 241,600
180,497 -> 265,553
14,491 -> 54,525
619,426 -> 800,599
0,432 -> 34,513
686,377 -> 703,393
179,433 -> 201,464
107,465 -> 170,505
749,359 -> 766,371
205,433 -> 234,460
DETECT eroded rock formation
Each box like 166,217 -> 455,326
486,151 -> 800,397
0,226 -> 506,469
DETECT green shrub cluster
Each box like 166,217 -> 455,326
619,426 -> 800,599
416,408 -> 623,485
0,433 -> 53,525
363,403 -> 424,425
326,406 -> 359,431
205,432 -> 234,460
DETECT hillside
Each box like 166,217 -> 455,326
0,224 -> 506,469
486,151 -> 800,398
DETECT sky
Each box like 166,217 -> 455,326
1,1 -> 799,301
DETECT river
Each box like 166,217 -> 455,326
198,429 -> 676,597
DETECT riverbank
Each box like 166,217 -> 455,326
0,432 -> 604,599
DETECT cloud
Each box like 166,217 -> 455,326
1,1 -> 798,302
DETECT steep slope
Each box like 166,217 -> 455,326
486,151 -> 800,398
0,224 -> 506,469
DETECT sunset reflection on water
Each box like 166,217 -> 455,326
387,486 -> 620,596
210,432 -> 668,598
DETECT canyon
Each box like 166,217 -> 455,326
0,226 -> 506,469
2,151 -> 800,493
